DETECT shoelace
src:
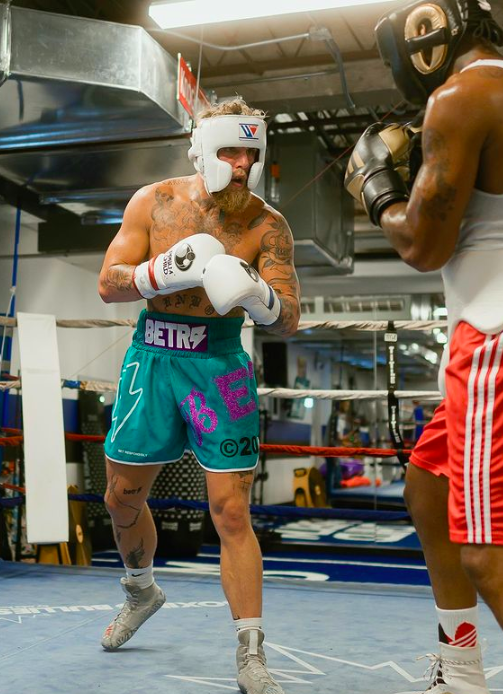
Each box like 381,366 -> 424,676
112,588 -> 140,625
417,653 -> 445,688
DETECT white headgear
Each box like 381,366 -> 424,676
188,115 -> 267,194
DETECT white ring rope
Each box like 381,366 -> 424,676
0,317 -> 136,329
0,316 -> 448,332
0,380 -> 20,391
294,319 -> 447,332
257,388 -> 442,401
0,315 -> 446,400
0,379 -> 442,401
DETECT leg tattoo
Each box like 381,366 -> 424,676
125,538 -> 147,568
106,473 -> 143,529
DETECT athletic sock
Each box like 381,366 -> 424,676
436,605 -> 478,648
125,562 -> 154,590
235,617 -> 263,634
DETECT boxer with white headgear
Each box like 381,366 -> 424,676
188,114 -> 267,193
98,97 -> 300,694
344,1 -> 503,693
187,108 -> 267,219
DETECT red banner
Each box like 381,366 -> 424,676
177,54 -> 211,119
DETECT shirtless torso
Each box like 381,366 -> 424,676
99,173 -> 300,336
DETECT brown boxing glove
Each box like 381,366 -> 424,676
345,122 -> 413,227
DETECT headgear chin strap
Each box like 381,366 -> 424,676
188,115 -> 267,194
375,0 -> 469,105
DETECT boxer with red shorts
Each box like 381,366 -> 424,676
345,1 -> 503,692
412,323 -> 503,546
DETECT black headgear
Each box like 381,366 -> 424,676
375,0 -> 470,105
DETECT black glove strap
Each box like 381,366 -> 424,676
363,168 -> 409,227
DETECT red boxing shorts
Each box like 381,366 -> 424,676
410,321 -> 503,545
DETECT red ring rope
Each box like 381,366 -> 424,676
0,429 -> 412,458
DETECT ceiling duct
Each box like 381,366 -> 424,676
301,294 -> 412,320
0,3 -> 192,219
266,131 -> 354,271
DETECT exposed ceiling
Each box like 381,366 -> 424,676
1,0 -> 502,318
2,0 -> 481,375
9,0 -> 503,117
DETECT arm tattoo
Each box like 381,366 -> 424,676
274,296 -> 299,337
260,219 -> 294,274
419,129 -> 457,222
105,264 -> 135,292
259,217 -> 300,336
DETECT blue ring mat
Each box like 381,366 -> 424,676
1,560 -> 502,694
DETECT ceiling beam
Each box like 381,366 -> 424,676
269,110 -> 419,131
248,90 -> 400,116
213,57 -> 402,113
201,49 -> 379,81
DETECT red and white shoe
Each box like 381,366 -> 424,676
396,642 -> 490,694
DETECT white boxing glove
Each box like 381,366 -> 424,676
202,255 -> 281,326
133,233 -> 225,299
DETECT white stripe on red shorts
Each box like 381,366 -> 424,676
447,324 -> 503,545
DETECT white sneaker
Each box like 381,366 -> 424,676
396,642 -> 490,694
101,578 -> 166,650
236,629 -> 285,694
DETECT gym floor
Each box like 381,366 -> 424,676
1,560 -> 503,694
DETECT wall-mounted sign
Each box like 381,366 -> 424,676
177,54 -> 211,119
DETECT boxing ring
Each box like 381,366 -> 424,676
1,315 -> 503,694
1,562 -> 503,693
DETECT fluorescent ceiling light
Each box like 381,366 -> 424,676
149,0 -> 398,30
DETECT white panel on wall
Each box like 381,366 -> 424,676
17,312 -> 69,543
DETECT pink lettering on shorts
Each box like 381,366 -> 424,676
214,361 -> 257,421
180,389 -> 218,446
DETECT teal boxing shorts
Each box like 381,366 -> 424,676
104,310 -> 260,472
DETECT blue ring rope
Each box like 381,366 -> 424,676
0,493 -> 409,521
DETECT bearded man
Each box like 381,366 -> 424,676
98,98 -> 301,694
